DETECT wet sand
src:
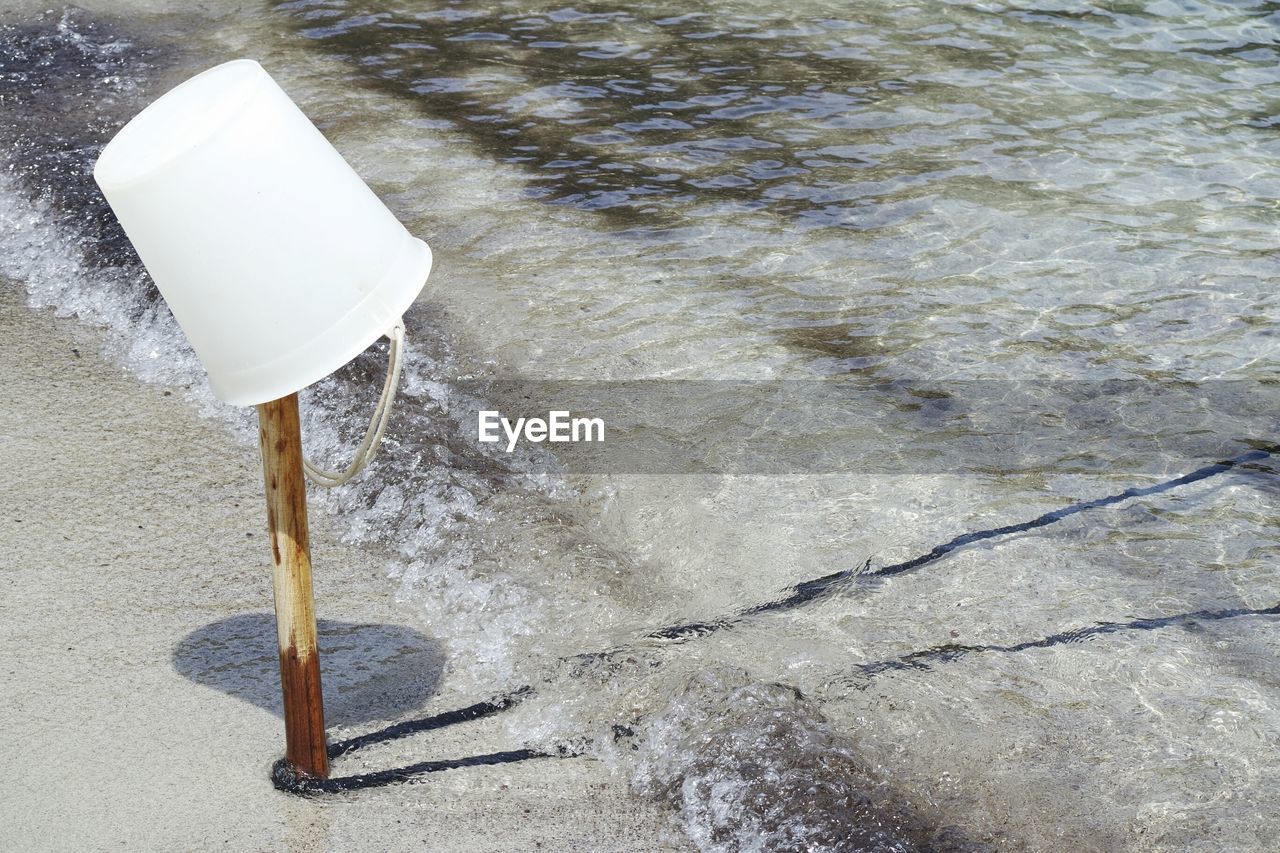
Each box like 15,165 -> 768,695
0,285 -> 685,851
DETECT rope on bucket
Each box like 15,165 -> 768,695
303,321 -> 405,488
274,443 -> 1276,795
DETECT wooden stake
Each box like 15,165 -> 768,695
257,392 -> 329,779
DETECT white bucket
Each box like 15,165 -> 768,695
93,59 -> 432,406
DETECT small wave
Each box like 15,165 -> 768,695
628,667 -> 989,853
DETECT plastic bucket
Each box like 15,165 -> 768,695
94,59 -> 432,406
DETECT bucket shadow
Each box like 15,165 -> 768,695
173,613 -> 445,727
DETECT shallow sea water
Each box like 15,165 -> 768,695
2,1 -> 1278,850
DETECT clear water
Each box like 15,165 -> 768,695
2,2 -> 1279,850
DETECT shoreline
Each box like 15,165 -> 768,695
0,284 -> 684,851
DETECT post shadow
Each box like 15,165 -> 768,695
172,613 -> 444,727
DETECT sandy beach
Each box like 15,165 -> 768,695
0,285 -> 684,851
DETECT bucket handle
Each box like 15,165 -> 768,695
303,320 -> 405,488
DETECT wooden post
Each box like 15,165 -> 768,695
257,392 -> 329,779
